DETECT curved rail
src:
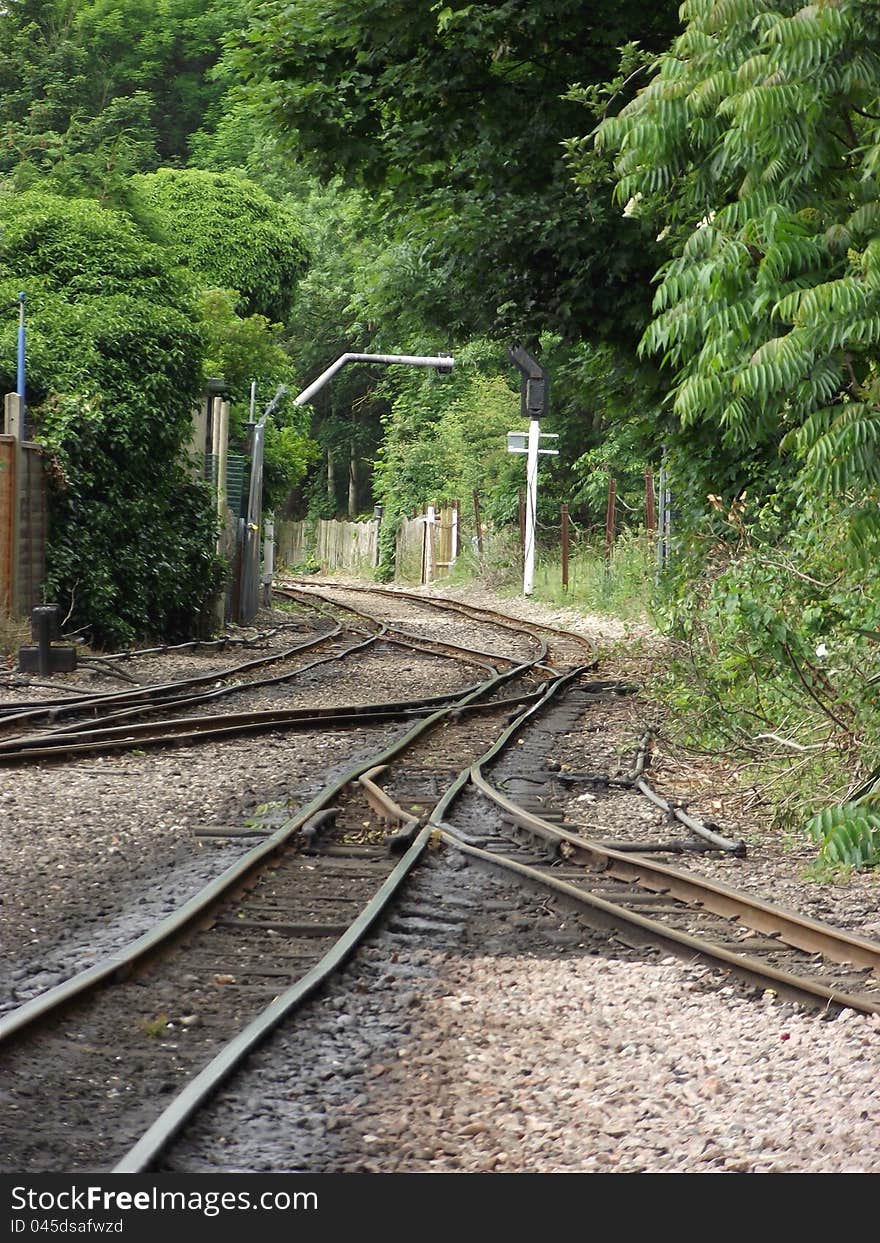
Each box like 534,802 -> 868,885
0,620 -> 344,727
0,602 -> 540,762
0,643 -> 545,1042
427,673 -> 880,1014
112,824 -> 434,1174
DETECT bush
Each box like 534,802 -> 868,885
0,189 -> 225,646
129,168 -> 308,321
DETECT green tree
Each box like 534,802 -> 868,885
593,1 -> 880,856
0,189 -> 223,645
129,167 -> 308,321
233,0 -> 680,344
372,340 -> 522,542
595,0 -> 880,530
198,286 -> 317,509
0,0 -> 247,195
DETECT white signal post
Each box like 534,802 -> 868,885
506,346 -> 557,597
508,424 -> 558,595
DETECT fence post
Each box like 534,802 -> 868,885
373,503 -> 384,568
426,502 -> 437,582
561,502 -> 569,592
420,507 -> 428,584
261,513 -> 275,607
645,467 -> 655,532
604,475 -> 616,562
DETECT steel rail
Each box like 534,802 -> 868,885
112,824 -> 434,1174
78,623 -> 302,663
111,673 -> 568,1171
435,830 -> 880,1015
470,766 -> 880,973
41,627 -> 880,1171
0,615 -> 520,763
22,632 -> 387,738
110,663 -> 587,1172
279,579 -> 597,660
276,585 -> 539,673
1,603 -> 559,1170
0,690 -> 544,765
0,622 -> 344,726
0,608 -> 548,762
439,670 -> 880,988
0,647 -> 545,1044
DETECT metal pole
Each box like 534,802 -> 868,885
294,352 -> 454,407
657,462 -> 667,574
4,392 -> 24,616
523,416 -> 540,596
210,396 -> 221,485
420,509 -> 428,585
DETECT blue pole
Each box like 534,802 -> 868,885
16,291 -> 25,417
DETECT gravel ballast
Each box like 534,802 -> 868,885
4,581 -> 880,1174
163,853 -> 880,1175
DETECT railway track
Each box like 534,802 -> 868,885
0,591 -> 540,763
279,578 -> 595,668
4,582 -> 880,1174
0,632 -> 550,1173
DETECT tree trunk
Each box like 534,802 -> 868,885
327,451 -> 335,510
348,441 -> 358,517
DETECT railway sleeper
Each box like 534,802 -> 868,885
211,919 -> 350,937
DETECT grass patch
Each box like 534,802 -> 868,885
530,528 -> 655,621
0,610 -> 29,663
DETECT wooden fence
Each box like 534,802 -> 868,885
277,502 -> 460,584
395,502 -> 460,584
275,473 -> 665,590
277,517 -> 379,575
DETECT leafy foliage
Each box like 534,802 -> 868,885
197,286 -> 317,510
0,0 -> 247,194
373,343 -> 523,518
129,168 -> 308,321
595,0 -> 880,532
0,189 -> 224,645
40,392 -> 223,648
651,486 -> 880,841
806,800 -> 880,869
588,0 -> 880,862
233,0 -> 680,344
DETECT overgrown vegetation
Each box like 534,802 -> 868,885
586,0 -> 880,862
4,0 -> 880,865
0,189 -> 224,646
531,529 -> 655,621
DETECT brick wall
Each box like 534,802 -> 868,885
0,435 -> 47,617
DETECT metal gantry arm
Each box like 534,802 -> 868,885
294,351 -> 454,407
